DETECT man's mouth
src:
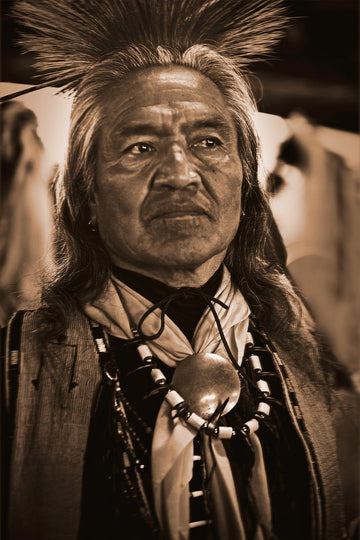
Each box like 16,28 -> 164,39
145,202 -> 211,221
154,209 -> 206,219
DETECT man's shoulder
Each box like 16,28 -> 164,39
1,306 -> 97,410
2,306 -> 91,349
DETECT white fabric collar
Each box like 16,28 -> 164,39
84,266 -> 250,367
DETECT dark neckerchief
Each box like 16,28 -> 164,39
112,265 -> 223,342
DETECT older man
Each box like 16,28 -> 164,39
2,1 -> 353,539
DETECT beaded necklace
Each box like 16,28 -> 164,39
132,328 -> 272,438
89,316 -> 275,533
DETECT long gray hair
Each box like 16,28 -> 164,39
40,45 -> 317,356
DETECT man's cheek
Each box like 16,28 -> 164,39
217,180 -> 241,205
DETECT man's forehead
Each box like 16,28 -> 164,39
102,65 -> 232,124
111,102 -> 232,129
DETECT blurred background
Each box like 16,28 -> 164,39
1,0 -> 359,376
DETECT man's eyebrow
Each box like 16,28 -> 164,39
111,116 -> 233,139
113,124 -> 168,138
187,117 -> 233,135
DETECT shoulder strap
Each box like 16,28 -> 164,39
4,310 -> 26,437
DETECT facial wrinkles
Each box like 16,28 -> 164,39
100,97 -> 240,224
101,102 -> 237,175
101,66 -> 237,148
99,68 -> 240,183
93,66 -> 243,277
104,70 -> 231,115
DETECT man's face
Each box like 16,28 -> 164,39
93,65 -> 242,274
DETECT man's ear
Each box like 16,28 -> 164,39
88,199 -> 98,231
88,193 -> 99,230
88,189 -> 99,216
89,198 -> 97,217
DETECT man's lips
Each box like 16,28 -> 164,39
152,209 -> 206,219
143,201 -> 212,221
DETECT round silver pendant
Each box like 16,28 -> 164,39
172,352 -> 241,420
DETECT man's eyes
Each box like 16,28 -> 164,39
122,137 -> 223,157
191,137 -> 223,149
124,142 -> 155,155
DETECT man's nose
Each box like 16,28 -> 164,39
153,145 -> 201,189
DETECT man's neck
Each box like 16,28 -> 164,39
112,265 -> 224,341
110,252 -> 226,288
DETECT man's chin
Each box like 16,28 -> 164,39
144,239 -> 226,269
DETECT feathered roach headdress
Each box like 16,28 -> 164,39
7,0 -> 287,97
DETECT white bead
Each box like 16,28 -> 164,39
218,426 -> 235,439
257,379 -> 270,395
95,338 -> 107,353
243,418 -> 259,434
122,452 -> 130,468
189,520 -> 211,529
186,413 -> 206,430
151,368 -> 166,385
190,490 -> 204,498
165,389 -> 184,408
250,354 -> 262,373
256,402 -> 270,416
137,344 -> 153,362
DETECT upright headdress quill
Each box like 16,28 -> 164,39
13,0 -> 287,91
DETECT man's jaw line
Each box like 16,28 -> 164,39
109,250 -> 227,288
